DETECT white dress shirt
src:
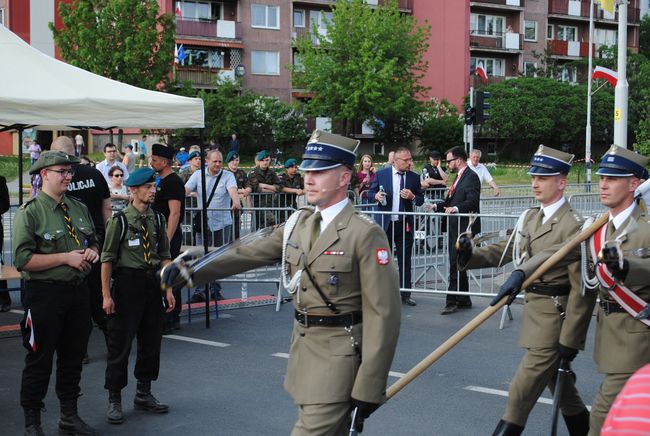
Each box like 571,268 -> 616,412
610,201 -> 636,231
539,197 -> 566,224
316,197 -> 349,234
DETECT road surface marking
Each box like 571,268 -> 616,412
164,335 -> 230,347
464,385 -> 591,410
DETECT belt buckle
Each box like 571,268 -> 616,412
297,309 -> 309,328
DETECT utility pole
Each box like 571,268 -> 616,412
613,0 -> 628,148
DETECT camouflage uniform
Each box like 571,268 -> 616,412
248,166 -> 281,229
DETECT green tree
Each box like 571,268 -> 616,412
418,99 -> 464,154
50,0 -> 175,90
292,0 -> 431,144
640,15 -> 650,59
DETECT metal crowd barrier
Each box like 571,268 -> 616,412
482,183 -> 599,198
568,193 -> 604,216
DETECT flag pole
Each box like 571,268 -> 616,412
613,0 -> 628,148
585,0 -> 595,192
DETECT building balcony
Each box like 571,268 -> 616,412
173,66 -> 235,88
547,39 -> 595,58
548,0 -> 640,24
470,0 -> 524,9
175,18 -> 241,39
292,0 -> 411,11
470,31 -> 523,52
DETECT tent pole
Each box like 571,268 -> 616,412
198,128 -> 209,328
18,127 -> 24,205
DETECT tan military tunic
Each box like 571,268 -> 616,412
192,202 -> 401,405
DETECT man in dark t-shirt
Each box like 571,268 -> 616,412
150,144 -> 185,332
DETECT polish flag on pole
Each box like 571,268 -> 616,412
593,66 -> 618,87
26,309 -> 36,352
175,6 -> 183,18
476,62 -> 488,84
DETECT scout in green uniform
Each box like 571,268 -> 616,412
458,146 -> 595,435
13,151 -> 100,436
504,146 -> 650,435
226,151 -> 252,238
162,131 -> 402,435
248,150 -> 281,228
101,167 -> 174,425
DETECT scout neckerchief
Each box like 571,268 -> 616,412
140,216 -> 152,265
60,202 -> 81,246
590,221 -> 650,326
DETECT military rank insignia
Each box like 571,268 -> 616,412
376,248 -> 390,265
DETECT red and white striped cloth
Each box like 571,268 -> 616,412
601,364 -> 650,435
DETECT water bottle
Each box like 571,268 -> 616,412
379,185 -> 387,206
241,282 -> 248,302
422,168 -> 429,181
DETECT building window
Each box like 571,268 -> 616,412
524,62 -> 537,77
252,4 -> 280,29
0,8 -> 5,26
292,52 -> 305,72
470,57 -> 505,77
524,20 -> 537,42
547,24 -> 553,40
595,28 -> 617,46
559,66 -> 577,83
252,50 -> 280,75
178,47 -> 225,68
293,9 -> 305,28
470,13 -> 505,37
556,25 -> 577,42
176,1 -> 223,21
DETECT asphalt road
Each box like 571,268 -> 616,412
0,285 -> 601,435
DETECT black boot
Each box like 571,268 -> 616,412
563,409 -> 590,436
24,408 -> 45,436
134,381 -> 169,414
106,391 -> 124,424
492,419 -> 525,436
58,399 -> 98,435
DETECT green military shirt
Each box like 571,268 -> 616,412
277,172 -> 304,192
101,204 -> 171,270
248,166 -> 280,193
228,168 -> 250,190
13,191 -> 98,282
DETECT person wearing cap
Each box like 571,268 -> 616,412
420,150 -> 448,196
101,167 -> 174,425
468,149 -> 500,197
13,150 -> 100,435
150,143 -> 185,332
122,143 -> 137,174
277,158 -> 304,212
96,143 -> 130,184
161,130 -> 401,434
507,145 -> 650,435
225,150 -> 252,239
180,150 -> 202,183
175,147 -> 189,167
457,145 -> 594,435
249,149 -> 281,229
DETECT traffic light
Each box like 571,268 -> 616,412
464,104 -> 475,125
474,90 -> 491,124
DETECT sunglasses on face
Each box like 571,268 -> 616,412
112,174 -> 124,178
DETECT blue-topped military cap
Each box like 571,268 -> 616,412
299,130 -> 360,171
125,168 -> 156,187
284,158 -> 297,168
597,145 -> 649,179
528,145 -> 574,176
256,150 -> 270,161
226,151 -> 239,163
29,150 -> 80,175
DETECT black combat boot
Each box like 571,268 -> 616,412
563,409 -> 590,436
24,408 -> 45,436
58,399 -> 98,435
134,381 -> 169,413
106,391 -> 124,424
492,419 -> 525,436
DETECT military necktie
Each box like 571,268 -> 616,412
140,217 -> 152,265
535,208 -> 545,229
310,211 -> 322,250
60,202 -> 81,246
606,221 -> 616,239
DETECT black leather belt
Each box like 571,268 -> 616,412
526,284 -> 570,296
599,299 -> 627,314
295,310 -> 362,328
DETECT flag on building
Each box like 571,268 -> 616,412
476,62 -> 488,84
598,0 -> 615,14
176,44 -> 186,65
593,65 -> 618,87
26,309 -> 36,352
175,6 -> 183,18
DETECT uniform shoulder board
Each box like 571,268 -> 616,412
568,208 -> 585,224
355,211 -> 378,226
20,199 -> 36,209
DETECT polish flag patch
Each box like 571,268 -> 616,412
376,248 -> 390,265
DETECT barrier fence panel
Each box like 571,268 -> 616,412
568,193 -> 604,216
480,196 -> 538,216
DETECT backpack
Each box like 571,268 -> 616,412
114,210 -> 164,250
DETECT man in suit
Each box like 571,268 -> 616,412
458,146 -> 594,435
369,147 -> 424,306
436,146 -> 481,315
161,130 -> 401,435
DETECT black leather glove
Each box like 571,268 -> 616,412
351,398 -> 380,420
599,247 -> 630,281
159,262 -> 191,291
456,234 -> 473,266
558,344 -> 578,362
490,270 -> 526,306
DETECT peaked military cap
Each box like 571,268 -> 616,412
284,158 -> 298,168
125,167 -> 156,187
299,130 -> 360,171
29,150 -> 80,175
256,150 -> 270,161
152,143 -> 174,160
528,145 -> 574,176
226,151 -> 239,163
597,145 -> 649,179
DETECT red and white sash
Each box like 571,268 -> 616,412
590,222 -> 650,326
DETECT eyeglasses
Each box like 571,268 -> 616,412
46,168 -> 75,177
112,174 -> 124,178
445,158 -> 459,164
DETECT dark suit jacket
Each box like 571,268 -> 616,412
444,166 -> 481,235
369,167 -> 424,231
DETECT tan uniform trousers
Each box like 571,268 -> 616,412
588,372 -> 632,436
504,347 -> 587,426
291,402 -> 352,436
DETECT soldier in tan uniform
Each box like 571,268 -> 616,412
458,146 -> 595,435
507,146 -> 650,435
162,131 -> 401,435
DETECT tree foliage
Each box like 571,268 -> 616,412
292,0 -> 430,144
418,99 -> 464,154
50,0 -> 175,90
640,15 -> 650,59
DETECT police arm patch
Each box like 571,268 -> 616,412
376,248 -> 390,265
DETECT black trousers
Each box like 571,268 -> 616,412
167,228 -> 183,323
105,269 -> 164,391
446,223 -> 471,306
20,280 -> 91,409
386,220 -> 413,298
88,260 -> 107,332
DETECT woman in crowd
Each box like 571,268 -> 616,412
108,165 -> 129,214
356,154 -> 376,202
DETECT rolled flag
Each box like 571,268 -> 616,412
476,62 -> 488,84
177,44 -> 186,65
175,6 -> 183,18
598,0 -> 615,14
593,66 -> 618,87
174,44 -> 178,65
26,309 -> 36,352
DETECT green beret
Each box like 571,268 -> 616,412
125,168 -> 156,187
29,150 -> 80,175
284,158 -> 297,168
226,151 -> 239,163
188,151 -> 201,160
256,150 -> 270,160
